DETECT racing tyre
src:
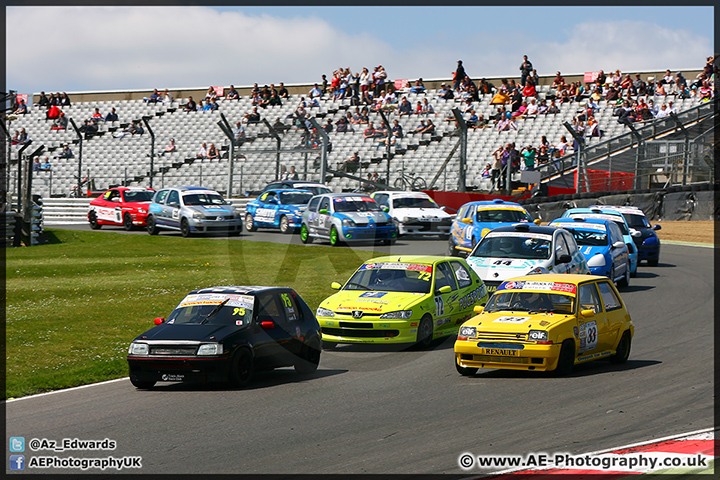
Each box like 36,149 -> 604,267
294,339 -> 321,374
230,348 -> 254,387
279,215 -> 291,234
383,237 -> 397,246
448,236 -> 458,257
321,340 -> 337,350
146,215 -> 159,235
129,374 -> 155,390
455,360 -> 478,377
609,331 -> 631,364
88,211 -> 101,230
245,213 -> 257,232
617,264 -> 630,288
123,212 -> 134,231
553,340 -> 575,376
415,315 -> 434,349
329,226 -> 341,246
180,218 -> 192,238
300,224 -> 312,244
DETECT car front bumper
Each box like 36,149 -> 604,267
339,225 -> 397,242
454,341 -> 562,372
128,356 -> 232,383
319,317 -> 419,344
189,219 -> 243,234
398,220 -> 451,236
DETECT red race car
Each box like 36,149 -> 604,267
88,187 -> 155,230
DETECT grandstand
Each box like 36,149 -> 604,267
5,68 -> 714,202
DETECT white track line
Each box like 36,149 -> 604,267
5,377 -> 129,403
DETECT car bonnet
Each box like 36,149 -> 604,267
321,290 -> 428,315
466,256 -> 545,282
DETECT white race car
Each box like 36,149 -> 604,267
371,191 -> 452,237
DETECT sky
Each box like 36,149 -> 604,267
5,6 -> 715,96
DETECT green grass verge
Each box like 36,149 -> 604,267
6,229 -> 378,399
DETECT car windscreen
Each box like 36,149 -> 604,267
623,213 -> 649,228
392,197 -> 437,209
561,227 -> 608,246
183,193 -> 226,206
123,190 -> 154,202
166,294 -> 254,326
484,291 -> 574,314
471,233 -> 551,259
343,263 -> 433,294
279,191 -> 313,205
333,197 -> 381,213
571,213 -> 629,235
476,208 -> 531,223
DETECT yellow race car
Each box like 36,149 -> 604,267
454,273 -> 634,375
317,255 -> 488,348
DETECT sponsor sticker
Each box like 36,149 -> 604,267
177,293 -> 254,309
360,262 -> 432,273
492,316 -> 531,324
485,231 -> 552,240
498,281 -> 577,294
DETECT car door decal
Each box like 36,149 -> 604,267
172,208 -> 180,219
578,320 -> 598,353
434,296 -> 444,316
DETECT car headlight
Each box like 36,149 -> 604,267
342,218 -> 356,228
137,208 -> 146,214
128,342 -> 149,355
197,343 -> 223,356
380,310 -> 413,319
234,210 -> 242,219
192,211 -> 205,219
316,307 -> 335,318
587,253 -> 606,267
528,330 -> 549,342
528,266 -> 550,275
402,216 -> 415,223
459,326 -> 477,338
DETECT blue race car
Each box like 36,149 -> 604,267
448,199 -> 539,256
561,207 -> 638,276
596,205 -> 661,266
549,217 -> 630,287
245,189 -> 314,234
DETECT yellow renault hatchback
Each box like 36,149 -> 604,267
454,274 -> 633,376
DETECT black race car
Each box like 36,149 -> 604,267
127,286 -> 321,389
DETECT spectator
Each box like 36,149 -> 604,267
47,92 -> 58,106
13,99 -> 27,115
196,142 -> 208,159
410,78 -> 426,94
661,69 -> 676,94
339,152 -> 360,173
184,96 -> 197,112
437,83 -> 454,100
59,92 -> 71,107
521,145 -> 536,170
233,121 -> 246,144
144,88 -> 160,104
33,157 -> 41,172
522,80 -> 537,98
90,107 -> 103,123
547,99 -> 560,114
162,89 -> 173,105
391,119 -> 404,139
373,65 -> 387,97
656,103 -> 671,118
667,101 -> 677,115
288,165 -> 299,180
418,119 -> 436,135
479,163 -> 492,182
225,85 -> 239,101
511,100 -> 528,118
510,88 -> 523,112
398,96 -> 413,116
277,82 -> 289,99
363,122 -> 381,140
205,86 -> 217,102
336,115 -> 350,133
587,116 -> 602,137
525,98 -> 539,117
309,83 -> 322,100
56,143 -> 74,158
420,98 -> 435,115
79,119 -> 98,139
34,91 -> 49,107
322,118 -> 334,134
496,116 -> 518,132
247,107 -> 261,123
40,156 -> 52,170
552,72 -> 565,90
478,78 -> 495,97
491,145 -> 505,190
51,112 -> 67,130
675,72 -> 687,91
160,138 -> 176,156
10,130 -> 20,145
633,74 -> 646,96
207,143 -> 220,160
453,60 -> 466,91
519,55 -> 533,87
490,87 -> 509,105
413,119 -> 427,134
537,99 -> 549,114
207,98 -> 220,111
606,86 -> 620,102
359,67 -> 371,104
105,107 -> 119,122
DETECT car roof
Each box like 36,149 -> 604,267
373,191 -> 432,198
551,217 -> 613,228
264,188 -> 314,194
501,273 -> 612,286
363,255 -> 457,265
593,205 -> 645,216
268,181 -> 326,187
486,224 -> 559,235
463,199 -> 524,208
189,286 -> 290,296
322,193 -> 374,198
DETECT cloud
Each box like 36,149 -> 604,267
6,8 -> 712,95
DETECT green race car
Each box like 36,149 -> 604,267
316,255 -> 489,348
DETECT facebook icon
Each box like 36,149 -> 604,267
9,455 -> 25,470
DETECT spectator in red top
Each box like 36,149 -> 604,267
522,80 -> 537,98
552,72 -> 564,90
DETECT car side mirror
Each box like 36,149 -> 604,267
330,281 -> 342,290
260,320 -> 274,330
268,198 -> 278,205
112,197 -> 121,203
461,217 -> 472,224
556,254 -> 571,265
533,218 -> 541,225
473,305 -> 484,314
653,224 -> 661,231
154,317 -> 165,325
381,206 -> 389,213
612,241 -> 625,249
581,309 -> 595,318
168,202 -> 179,208
437,285 -> 452,295
319,208 -> 329,214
